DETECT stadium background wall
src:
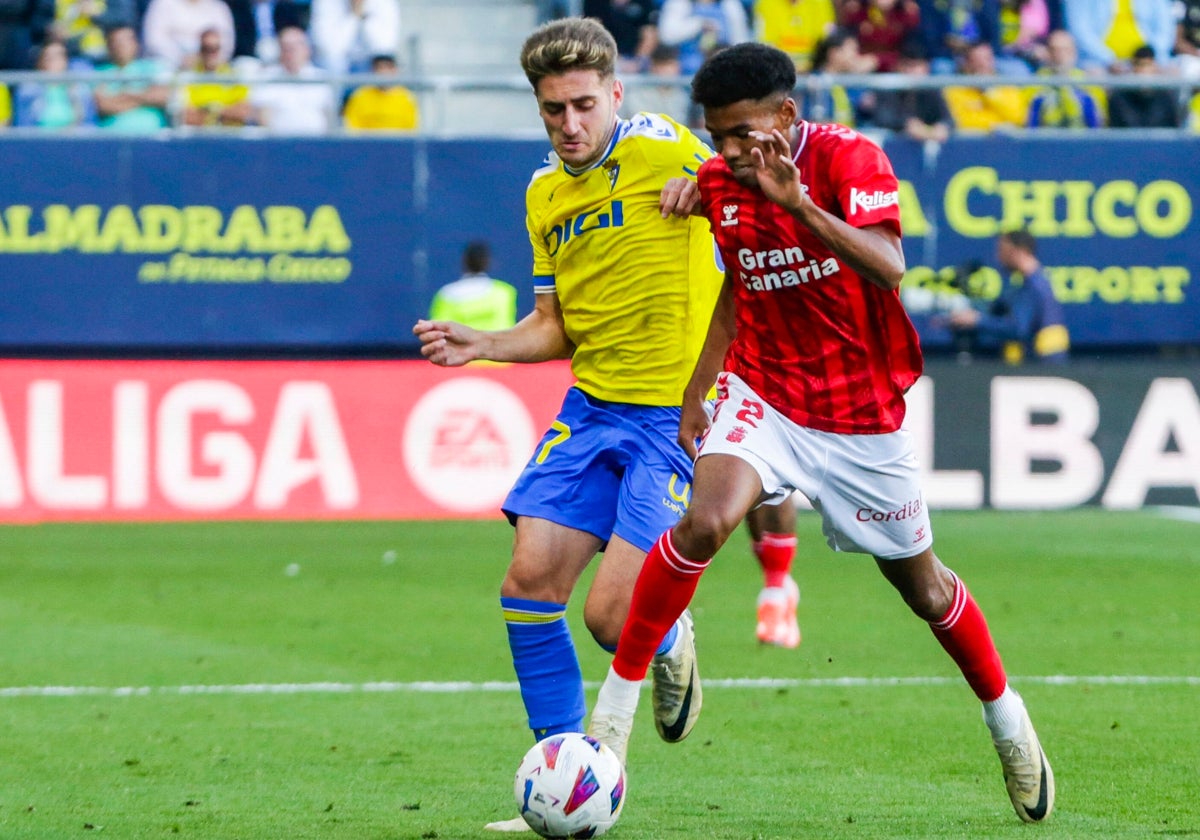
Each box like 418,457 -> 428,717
0,133 -> 1196,353
0,359 -> 1194,522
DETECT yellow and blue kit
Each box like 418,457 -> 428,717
503,112 -> 723,552
500,114 -> 722,740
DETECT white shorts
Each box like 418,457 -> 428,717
700,372 -> 934,560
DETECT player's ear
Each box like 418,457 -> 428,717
779,96 -> 797,127
612,77 -> 624,109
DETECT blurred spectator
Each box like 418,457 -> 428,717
15,37 -> 95,127
93,24 -> 170,131
310,0 -> 398,75
838,0 -> 920,72
872,35 -> 953,140
249,24 -> 334,132
944,227 -> 1069,365
803,27 -> 874,124
142,0 -> 235,69
536,0 -> 582,24
918,0 -> 1000,72
944,39 -> 1028,129
658,0 -> 750,75
342,52 -> 417,130
31,0 -> 136,64
181,26 -> 251,126
0,0 -> 34,70
584,0 -> 659,74
1064,0 -> 1175,72
620,42 -> 689,121
998,0 -> 1050,68
1174,0 -> 1200,77
754,0 -> 836,71
1107,43 -> 1182,126
429,241 -> 518,332
223,0 -> 309,66
1027,28 -> 1105,126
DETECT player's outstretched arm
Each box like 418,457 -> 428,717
413,292 -> 573,367
679,274 -> 736,460
749,129 -> 905,291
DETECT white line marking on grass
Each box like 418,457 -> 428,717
1,675 -> 1197,698
1151,505 -> 1200,524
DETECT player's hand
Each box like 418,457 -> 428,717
413,319 -> 480,367
748,129 -> 810,215
660,177 -> 702,218
678,395 -> 711,460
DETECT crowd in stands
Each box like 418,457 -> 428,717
0,0 -> 417,131
0,0 -> 1197,132
604,0 -> 1200,133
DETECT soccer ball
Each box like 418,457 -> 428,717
513,733 -> 626,838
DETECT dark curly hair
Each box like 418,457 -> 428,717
691,42 -> 797,109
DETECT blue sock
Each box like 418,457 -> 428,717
599,619 -> 678,656
656,620 -> 679,656
501,597 -> 586,741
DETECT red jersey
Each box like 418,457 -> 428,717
698,121 -> 923,434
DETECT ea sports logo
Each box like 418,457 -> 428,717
403,378 -> 536,513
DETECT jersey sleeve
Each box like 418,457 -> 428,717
627,112 -> 714,184
829,133 -> 902,236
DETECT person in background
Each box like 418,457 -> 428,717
1063,0 -> 1175,72
803,26 -> 875,125
838,0 -> 920,72
945,227 -> 1069,364
93,24 -> 170,132
223,0 -> 309,67
872,35 -> 954,140
1107,43 -> 1182,126
1027,28 -> 1105,127
745,496 -> 801,648
754,0 -> 837,71
31,0 -> 136,65
181,25 -> 252,126
584,0 -> 660,74
250,24 -> 335,133
918,0 -> 1001,73
658,0 -> 751,75
428,241 -> 517,331
15,36 -> 95,127
342,52 -> 418,130
943,38 -> 1028,130
310,0 -> 398,75
141,0 -> 236,69
1175,0 -> 1200,78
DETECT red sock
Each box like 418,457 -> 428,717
753,532 -> 796,589
612,530 -> 710,682
929,573 -> 1007,702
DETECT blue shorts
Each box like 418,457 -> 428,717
503,387 -> 694,552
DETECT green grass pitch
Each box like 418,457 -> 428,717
0,510 -> 1196,838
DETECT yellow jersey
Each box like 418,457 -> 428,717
525,113 -> 723,407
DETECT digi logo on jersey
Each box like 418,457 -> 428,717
544,201 -> 625,257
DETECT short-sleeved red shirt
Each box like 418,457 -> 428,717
698,120 -> 923,434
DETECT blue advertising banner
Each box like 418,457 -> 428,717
0,134 -> 1195,353
885,134 -> 1200,351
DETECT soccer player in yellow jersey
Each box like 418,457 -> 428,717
414,17 -> 722,830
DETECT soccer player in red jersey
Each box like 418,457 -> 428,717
588,42 -> 1055,824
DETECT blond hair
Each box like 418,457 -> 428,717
519,17 -> 617,90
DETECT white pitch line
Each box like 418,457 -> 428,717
0,675 -> 1197,699
1151,505 -> 1200,524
